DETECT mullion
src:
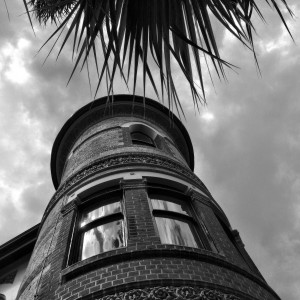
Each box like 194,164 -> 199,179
79,212 -> 123,233
82,196 -> 120,212
153,209 -> 194,223
153,210 -> 205,249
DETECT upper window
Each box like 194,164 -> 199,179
77,194 -> 126,261
125,123 -> 158,148
150,191 -> 217,252
131,131 -> 155,147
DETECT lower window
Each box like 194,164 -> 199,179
155,217 -> 199,247
150,190 -> 217,252
77,194 -> 126,261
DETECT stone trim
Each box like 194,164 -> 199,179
45,153 -> 211,219
97,286 -> 240,300
120,178 -> 147,190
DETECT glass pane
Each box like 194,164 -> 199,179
155,217 -> 198,248
131,132 -> 153,145
199,215 -> 218,252
81,202 -> 121,227
151,199 -> 189,215
81,220 -> 124,260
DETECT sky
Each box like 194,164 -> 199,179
0,1 -> 300,299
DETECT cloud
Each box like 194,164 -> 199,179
0,1 -> 300,300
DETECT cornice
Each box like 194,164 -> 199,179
51,95 -> 195,189
44,153 -> 211,223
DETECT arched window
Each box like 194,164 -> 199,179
124,123 -> 158,148
131,131 -> 155,147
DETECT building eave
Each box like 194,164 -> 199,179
0,224 -> 39,269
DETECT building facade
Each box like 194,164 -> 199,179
14,95 -> 280,300
0,224 -> 39,300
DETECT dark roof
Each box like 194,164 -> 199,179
0,224 -> 39,269
51,95 -> 194,189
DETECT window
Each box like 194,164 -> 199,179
150,190 -> 217,251
131,131 -> 155,147
76,193 -> 126,261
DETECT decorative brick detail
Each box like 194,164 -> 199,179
97,286 -> 240,300
17,97 -> 281,300
54,103 -> 192,183
45,153 -> 211,220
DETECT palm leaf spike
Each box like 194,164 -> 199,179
24,0 -> 293,115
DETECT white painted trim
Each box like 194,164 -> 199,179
66,170 -> 209,204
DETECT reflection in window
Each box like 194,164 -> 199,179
81,202 -> 121,227
81,220 -> 124,260
151,198 -> 189,215
150,192 -> 217,252
131,131 -> 155,147
155,217 -> 198,247
151,193 -> 202,248
78,197 -> 125,261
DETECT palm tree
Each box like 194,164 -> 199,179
24,0 -> 293,113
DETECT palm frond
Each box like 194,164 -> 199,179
24,0 -> 293,114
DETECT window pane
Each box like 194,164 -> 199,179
81,220 -> 124,260
151,199 -> 189,215
155,217 -> 199,248
131,132 -> 154,146
199,216 -> 218,253
81,202 -> 121,227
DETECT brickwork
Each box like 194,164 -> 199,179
192,199 -> 251,272
54,101 -> 193,186
63,127 -> 124,180
19,199 -> 63,290
17,96 -> 280,300
164,138 -> 186,164
61,117 -> 190,183
18,264 -> 50,300
124,186 -> 160,246
56,257 -> 278,300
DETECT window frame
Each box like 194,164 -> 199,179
131,130 -> 156,147
69,189 -> 126,264
148,188 -> 216,251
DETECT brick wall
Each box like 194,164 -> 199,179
60,117 -> 190,183
18,98 -> 279,300
56,257 -> 278,300
18,180 -> 278,300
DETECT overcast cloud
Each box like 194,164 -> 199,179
0,1 -> 299,299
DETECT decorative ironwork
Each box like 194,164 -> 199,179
97,286 -> 240,300
45,153 -> 211,217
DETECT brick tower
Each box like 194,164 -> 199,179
17,95 -> 280,300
